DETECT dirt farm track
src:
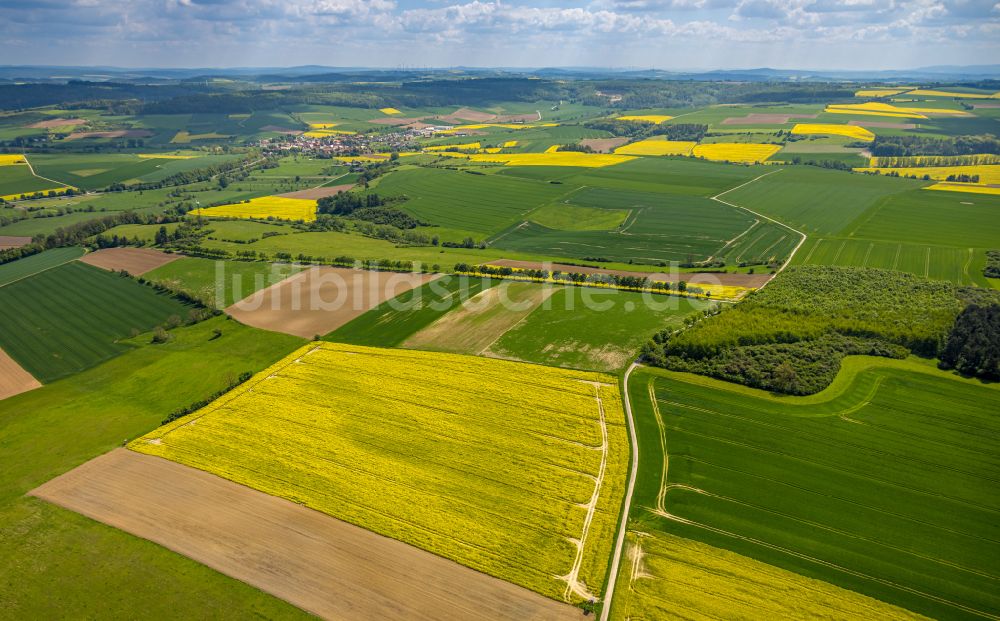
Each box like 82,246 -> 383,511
31,449 -> 581,621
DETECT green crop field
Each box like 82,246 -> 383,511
793,237 -> 989,286
489,286 -> 705,371
0,247 -> 85,287
27,153 -> 242,191
0,163 -> 61,196
144,257 -> 304,308
723,167 -> 923,235
844,189 -> 1000,249
624,358 -> 1000,620
0,317 -> 308,619
375,166 -> 568,237
0,261 -> 195,382
326,275 -> 499,346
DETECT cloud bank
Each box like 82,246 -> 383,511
1,0 -> 996,69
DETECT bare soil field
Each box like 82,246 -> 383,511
227,267 -> 438,338
972,102 -> 1000,109
65,130 -> 154,140
580,137 -> 630,153
78,247 -> 181,275
0,236 -> 32,250
848,120 -> 917,129
277,183 -> 354,200
721,113 -> 818,125
31,449 -> 580,621
0,346 -> 41,400
438,107 -> 496,123
486,259 -> 773,288
27,117 -> 86,128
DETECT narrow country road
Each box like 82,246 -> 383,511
599,362 -> 640,621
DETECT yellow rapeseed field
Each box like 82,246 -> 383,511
614,139 -> 695,156
481,147 -> 502,153
131,342 -> 629,603
617,115 -> 673,124
544,144 -> 561,153
0,187 -> 74,201
304,128 -> 357,138
191,196 -> 317,222
379,107 -> 402,115
926,182 -> 1000,196
0,154 -> 27,166
790,123 -> 875,141
825,102 -> 971,119
610,532 -> 929,620
854,88 -> 911,97
502,140 -> 518,147
907,89 -> 999,99
308,123 -> 339,129
853,164 -> 1000,185
424,142 -> 481,151
692,143 -> 782,163
442,151 -> 635,168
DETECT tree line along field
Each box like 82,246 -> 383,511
130,342 -> 630,603
619,359 -> 1000,620
0,261 -> 194,382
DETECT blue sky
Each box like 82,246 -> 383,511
1,0 -> 997,70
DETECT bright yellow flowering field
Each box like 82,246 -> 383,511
0,187 -> 74,201
424,142 -> 481,151
617,115 -> 673,124
825,102 -> 970,119
131,342 -> 629,603
379,107 -> 402,115
0,154 -> 27,166
614,139 -> 695,156
191,196 -> 317,221
926,182 -> 1000,196
853,164 -> 1000,185
790,123 -> 875,141
609,532 -> 929,621
907,89 -> 999,99
692,143 -> 781,163
502,140 -> 518,147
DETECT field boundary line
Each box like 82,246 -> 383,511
599,362 -> 640,621
0,250 -> 85,290
21,153 -> 76,189
710,168 -> 808,286
651,509 -> 1000,620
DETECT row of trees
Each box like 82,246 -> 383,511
453,263 -> 703,294
870,135 -> 1000,157
939,304 -> 1000,380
